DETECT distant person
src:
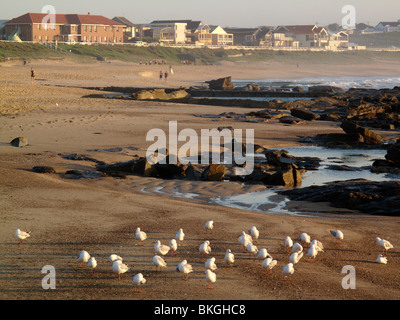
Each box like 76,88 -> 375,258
169,65 -> 174,75
31,68 -> 35,84
164,71 -> 168,81
159,71 -> 163,80
23,60 -> 27,66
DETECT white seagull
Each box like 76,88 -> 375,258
310,239 -> 324,251
200,240 -> 212,257
176,260 -> 193,280
132,273 -> 146,293
375,237 -> 394,254
169,239 -> 178,256
15,229 -> 31,245
376,254 -> 388,264
205,257 -> 218,271
306,244 -> 321,261
289,252 -> 303,264
112,259 -> 130,280
246,243 -> 258,256
153,255 -> 167,271
256,248 -> 271,260
284,236 -> 293,252
249,226 -> 259,242
330,230 -> 344,243
77,250 -> 91,268
154,240 -> 170,256
292,242 -> 303,254
205,221 -> 214,231
282,263 -> 294,281
262,257 -> 277,276
87,257 -> 97,273
238,231 -> 253,251
135,227 -> 147,243
300,233 -> 311,244
224,249 -> 235,268
175,228 -> 185,243
205,269 -> 217,289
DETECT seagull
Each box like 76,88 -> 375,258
154,240 -> 170,256
77,250 -> 91,268
205,221 -> 214,231
249,226 -> 259,242
310,239 -> 324,251
224,249 -> 234,268
175,228 -> 185,244
284,236 -> 293,252
375,237 -> 393,254
330,230 -> 344,243
132,273 -> 146,293
15,229 -> 31,245
282,263 -> 294,281
205,269 -> 216,289
306,244 -> 320,261
205,257 -> 218,271
256,248 -> 271,260
292,242 -> 303,254
245,243 -> 258,257
176,260 -> 193,280
153,255 -> 167,271
262,257 -> 277,276
109,254 -> 123,263
87,257 -> 97,273
289,252 -> 303,264
238,231 -> 253,251
135,227 -> 147,243
300,233 -> 311,244
199,240 -> 211,257
169,239 -> 178,256
376,254 -> 388,264
112,259 -> 130,280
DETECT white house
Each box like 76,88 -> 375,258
149,20 -> 187,44
375,20 -> 400,33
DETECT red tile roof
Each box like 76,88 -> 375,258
6,13 -> 124,26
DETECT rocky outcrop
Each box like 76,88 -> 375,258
205,77 -> 235,90
132,89 -> 190,100
290,108 -> 320,121
340,120 -> 382,145
281,179 -> 400,216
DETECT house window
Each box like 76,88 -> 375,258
94,36 -> 97,42
38,24 -> 41,30
94,26 -> 97,32
89,25 -> 92,32
84,25 -> 87,32
104,26 -> 107,32
104,36 -> 107,42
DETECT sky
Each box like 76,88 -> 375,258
1,0 -> 399,28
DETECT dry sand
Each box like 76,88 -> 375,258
0,58 -> 400,301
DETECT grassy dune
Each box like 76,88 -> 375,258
1,41 -> 400,65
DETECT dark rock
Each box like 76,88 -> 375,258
340,120 -> 383,145
279,116 -> 306,125
263,165 -> 302,187
185,164 -> 203,180
202,164 -> 226,181
97,160 -> 136,174
10,137 -> 28,148
308,85 -> 343,94
385,141 -> 400,165
206,77 -> 235,90
290,108 -> 320,121
32,166 -> 55,173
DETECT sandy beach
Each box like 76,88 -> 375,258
0,57 -> 400,301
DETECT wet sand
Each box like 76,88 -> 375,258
0,59 -> 399,300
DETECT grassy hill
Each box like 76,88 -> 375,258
350,32 -> 400,48
1,41 -> 400,65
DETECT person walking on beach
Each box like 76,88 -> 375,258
31,68 -> 35,84
169,65 -> 174,75
164,71 -> 168,81
159,71 -> 163,80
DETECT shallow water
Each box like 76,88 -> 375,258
209,146 -> 400,216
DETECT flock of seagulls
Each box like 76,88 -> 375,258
13,222 -> 396,293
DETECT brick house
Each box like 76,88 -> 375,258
5,12 -> 124,43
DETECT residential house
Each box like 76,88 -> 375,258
112,16 -> 135,41
274,25 -> 328,48
149,20 -> 188,44
223,27 -> 272,46
375,20 -> 400,33
5,12 -> 124,44
209,25 -> 233,46
270,32 -> 299,48
325,30 -> 350,50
